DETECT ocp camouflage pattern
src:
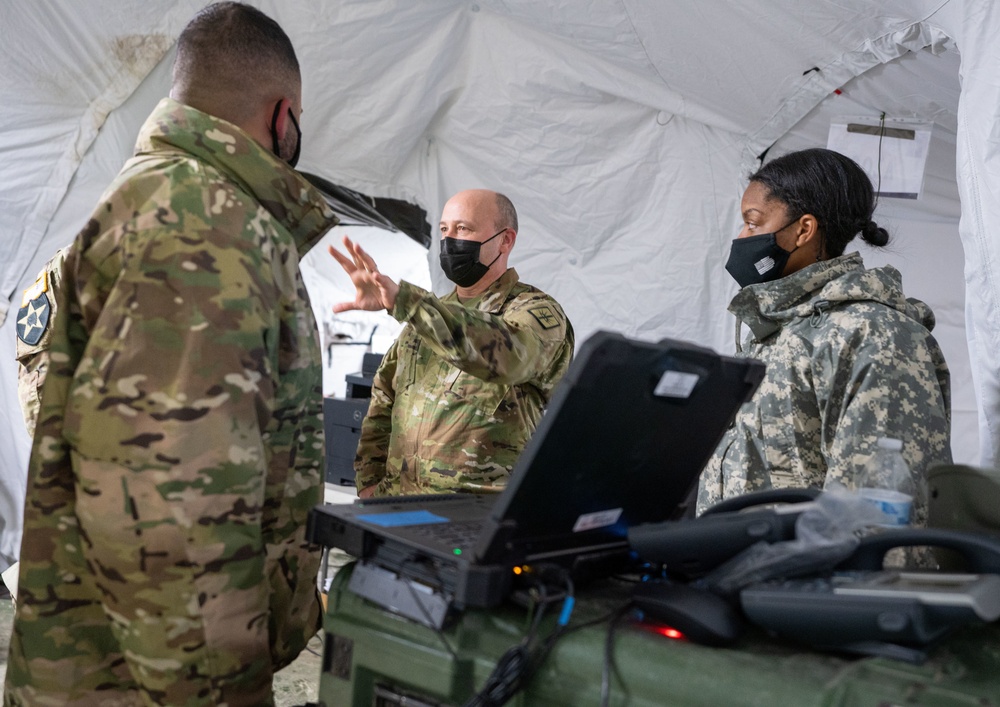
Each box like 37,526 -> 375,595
5,97 -> 337,707
697,253 -> 952,534
15,247 -> 68,438
356,268 -> 574,495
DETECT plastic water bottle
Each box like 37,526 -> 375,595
856,437 -> 914,526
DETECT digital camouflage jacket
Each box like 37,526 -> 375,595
5,98 -> 337,707
356,268 -> 574,495
697,252 -> 952,523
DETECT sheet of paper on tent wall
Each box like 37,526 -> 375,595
827,117 -> 933,199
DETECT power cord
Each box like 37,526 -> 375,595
462,565 -> 575,707
600,604 -> 634,707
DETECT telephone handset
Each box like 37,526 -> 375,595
629,487 -> 819,579
837,527 -> 1000,574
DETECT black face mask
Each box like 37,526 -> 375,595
724,223 -> 797,288
270,102 -> 302,168
439,229 -> 504,287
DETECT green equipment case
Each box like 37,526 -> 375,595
318,563 -> 1000,706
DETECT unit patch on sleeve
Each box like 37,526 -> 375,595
528,306 -> 559,330
17,272 -> 51,346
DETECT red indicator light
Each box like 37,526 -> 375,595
655,626 -> 686,641
639,622 -> 687,641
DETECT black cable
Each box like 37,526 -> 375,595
524,582 -> 550,643
600,604 -> 634,707
304,629 -> 324,658
463,564 -> 577,707
875,111 -> 886,200
463,643 -> 532,707
518,569 -> 574,683
463,580 -> 554,707
462,568 -> 639,707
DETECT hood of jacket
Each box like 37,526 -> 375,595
131,97 -> 338,254
729,252 -> 936,346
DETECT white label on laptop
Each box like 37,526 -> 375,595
654,370 -> 699,399
573,508 -> 623,533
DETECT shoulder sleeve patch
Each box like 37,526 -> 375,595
528,306 -> 560,330
17,291 -> 51,346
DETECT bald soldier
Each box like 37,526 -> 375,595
5,4 -> 336,706
329,189 -> 574,497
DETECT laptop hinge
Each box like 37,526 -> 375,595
475,518 -> 519,564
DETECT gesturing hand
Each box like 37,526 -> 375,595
328,236 -> 399,313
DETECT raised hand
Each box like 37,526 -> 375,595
328,236 -> 400,313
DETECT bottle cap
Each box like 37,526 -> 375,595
876,437 -> 903,451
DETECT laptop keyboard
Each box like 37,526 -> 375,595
409,519 -> 485,548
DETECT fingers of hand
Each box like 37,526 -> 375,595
328,244 -> 353,269
345,240 -> 366,271
359,248 -> 379,274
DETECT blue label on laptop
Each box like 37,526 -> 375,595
357,510 -> 450,527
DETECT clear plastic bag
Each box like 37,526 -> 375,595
699,486 -> 885,596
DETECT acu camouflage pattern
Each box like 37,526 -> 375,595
697,253 -> 952,535
16,247 -> 68,438
356,268 -> 574,495
5,98 -> 337,707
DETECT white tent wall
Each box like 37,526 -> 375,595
943,0 -> 1000,467
2,0 -> 999,575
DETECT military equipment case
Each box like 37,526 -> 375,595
318,563 -> 1000,707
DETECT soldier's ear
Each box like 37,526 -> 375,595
271,98 -> 293,140
502,228 -> 516,252
793,214 -> 819,248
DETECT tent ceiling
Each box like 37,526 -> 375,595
773,45 -> 961,222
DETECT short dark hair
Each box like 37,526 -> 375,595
749,148 -> 889,257
495,192 -> 518,233
172,2 -> 299,120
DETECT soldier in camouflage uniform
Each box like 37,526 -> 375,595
328,189 -> 574,497
5,4 -> 336,706
698,148 -> 952,534
15,247 -> 68,438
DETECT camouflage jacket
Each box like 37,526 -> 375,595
15,247 -> 68,438
6,98 -> 337,706
697,252 -> 952,521
356,268 -> 574,495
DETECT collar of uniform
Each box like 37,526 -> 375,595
729,253 -> 863,341
444,268 -> 520,313
134,97 -> 338,253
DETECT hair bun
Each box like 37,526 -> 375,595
861,220 -> 890,247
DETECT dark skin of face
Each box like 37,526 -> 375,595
739,181 -> 825,277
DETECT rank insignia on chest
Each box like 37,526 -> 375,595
528,306 -> 559,329
17,272 -> 51,346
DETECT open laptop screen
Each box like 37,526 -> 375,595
477,331 -> 764,564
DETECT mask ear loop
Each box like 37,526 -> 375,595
287,110 -> 301,167
270,101 -> 283,157
482,228 -> 507,269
